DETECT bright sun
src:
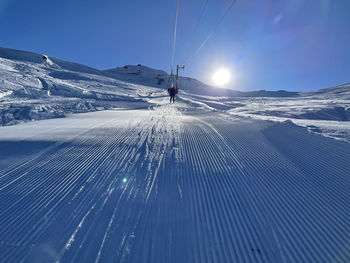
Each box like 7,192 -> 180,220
212,68 -> 231,86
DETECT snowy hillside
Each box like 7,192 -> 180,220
0,47 -> 161,126
1,46 -> 350,142
0,46 -> 295,127
222,83 -> 350,142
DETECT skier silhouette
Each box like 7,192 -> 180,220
168,86 -> 176,103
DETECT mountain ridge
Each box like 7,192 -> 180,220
0,46 -> 302,97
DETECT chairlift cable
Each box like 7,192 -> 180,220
188,0 -> 209,45
171,0 -> 180,73
183,0 -> 237,67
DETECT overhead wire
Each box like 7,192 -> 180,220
171,0 -> 180,73
189,0 -> 209,44
183,0 -> 237,67
183,0 -> 209,65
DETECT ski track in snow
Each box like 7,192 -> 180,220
0,101 -> 350,262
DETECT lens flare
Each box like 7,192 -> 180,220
212,68 -> 231,86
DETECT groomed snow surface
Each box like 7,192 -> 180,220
1,98 -> 350,262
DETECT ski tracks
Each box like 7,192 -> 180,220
0,106 -> 350,262
0,105 -> 183,263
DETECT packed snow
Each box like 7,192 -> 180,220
1,47 -> 350,262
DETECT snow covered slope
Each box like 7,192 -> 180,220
0,47 -> 162,126
1,101 -> 350,262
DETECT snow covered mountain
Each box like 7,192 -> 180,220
0,46 -> 293,126
1,46 -> 350,142
105,64 -> 300,98
105,64 -> 169,87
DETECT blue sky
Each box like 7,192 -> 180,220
0,0 -> 349,91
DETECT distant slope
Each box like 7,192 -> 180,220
0,47 -> 103,75
302,83 -> 350,98
105,65 -> 300,98
105,65 -> 168,87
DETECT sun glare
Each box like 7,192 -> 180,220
212,68 -> 231,86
